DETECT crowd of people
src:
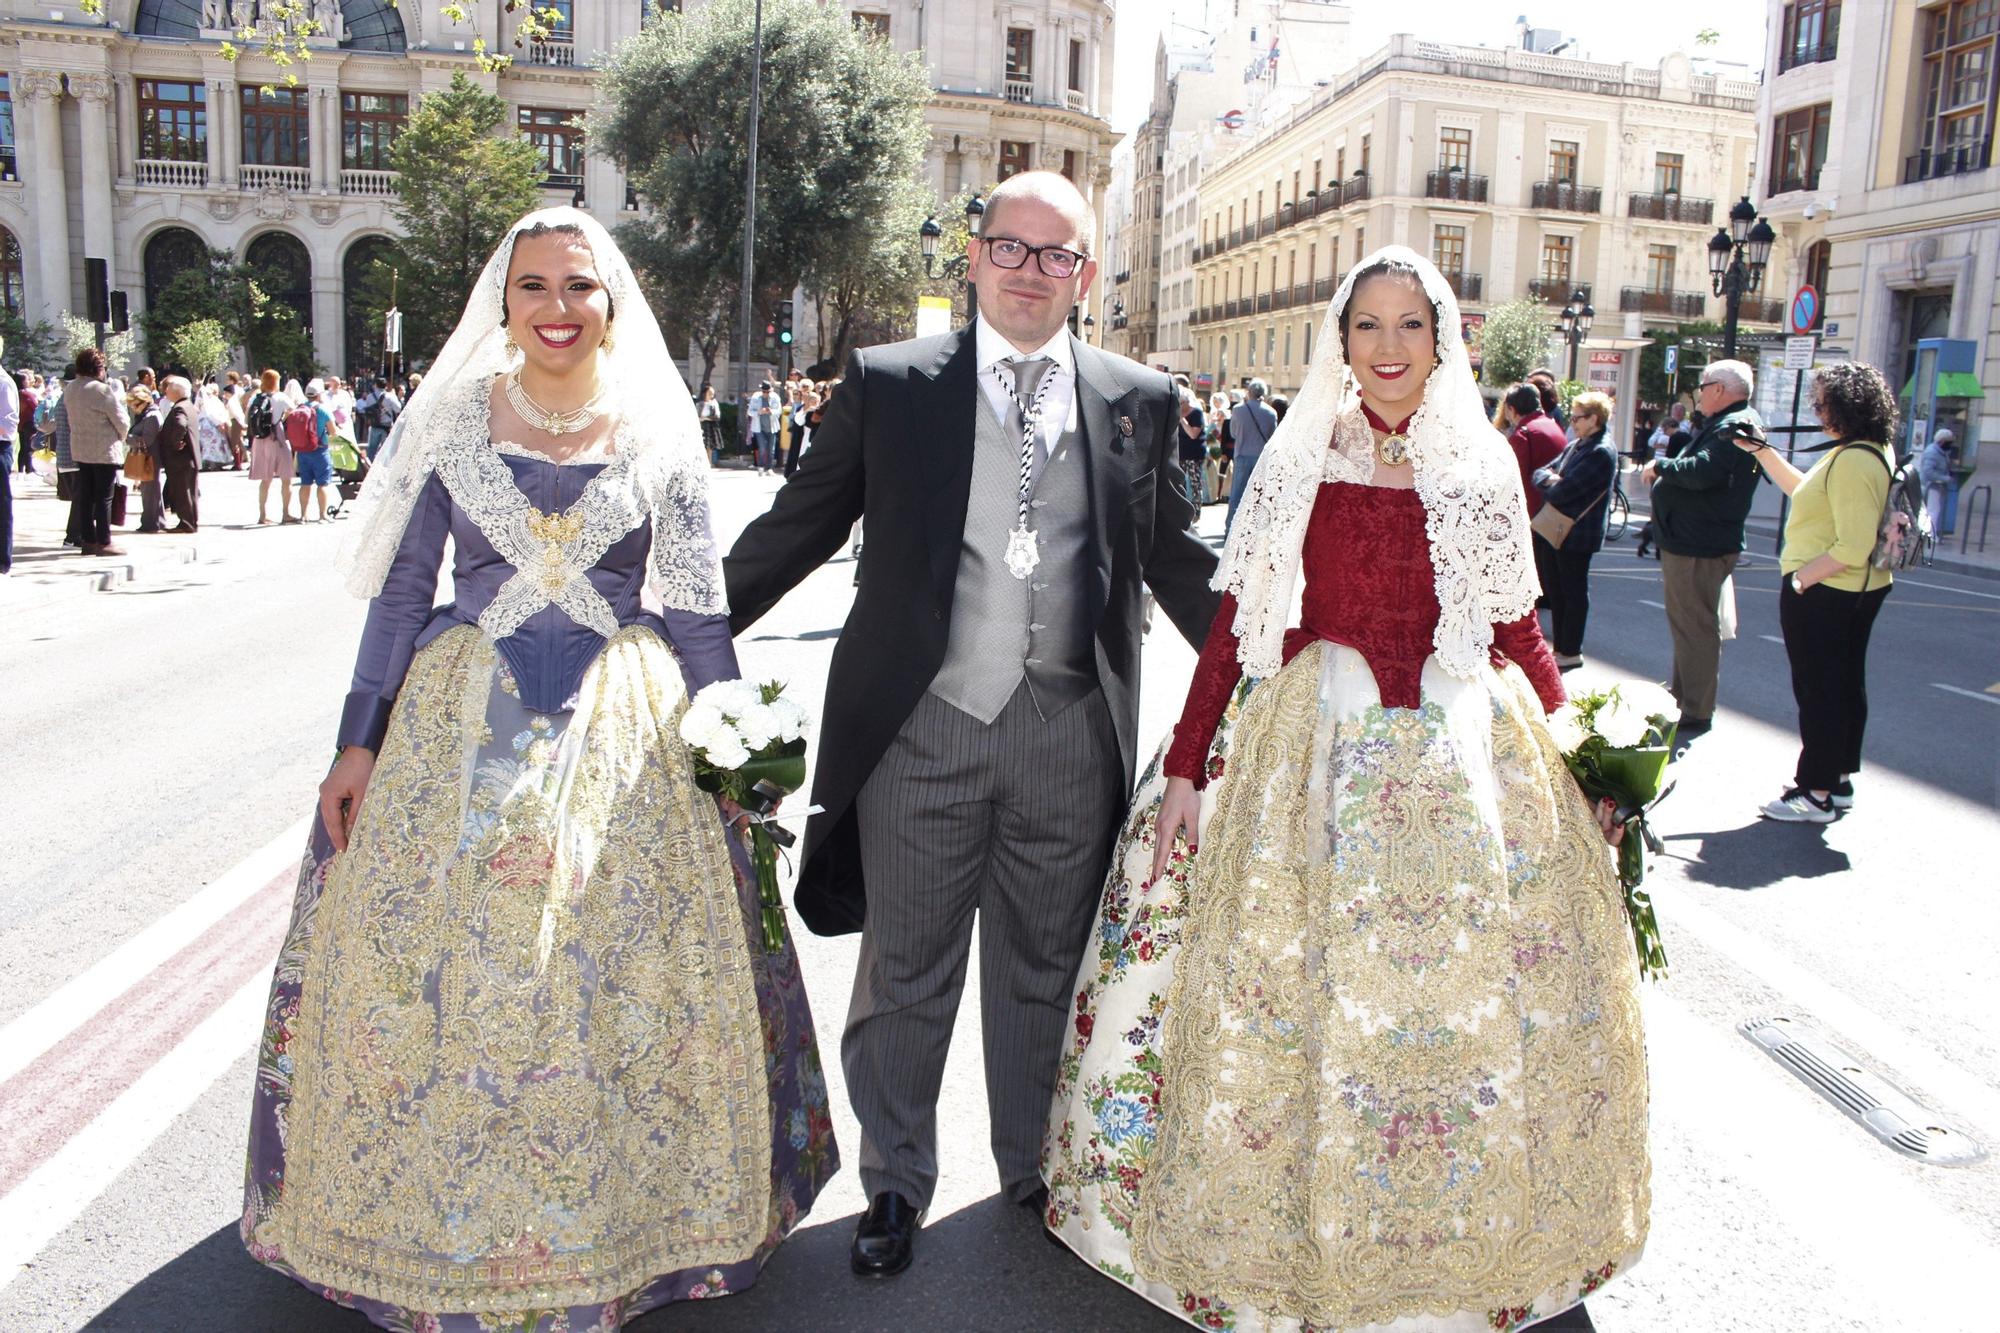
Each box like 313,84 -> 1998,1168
2,352 -> 410,562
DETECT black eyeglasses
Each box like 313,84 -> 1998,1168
980,236 -> 1088,279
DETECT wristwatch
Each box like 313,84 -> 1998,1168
1790,574 -> 1806,595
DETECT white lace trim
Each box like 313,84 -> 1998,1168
490,435 -> 621,467
1215,245 -> 1537,681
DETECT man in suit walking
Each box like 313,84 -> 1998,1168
723,171 -> 1220,1279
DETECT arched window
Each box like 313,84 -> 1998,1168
246,231 -> 313,327
143,225 -> 209,313
0,227 -> 23,315
135,0 -> 404,50
342,235 -> 396,376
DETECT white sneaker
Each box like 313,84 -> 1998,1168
1761,787 -> 1837,823
1829,778 -> 1855,810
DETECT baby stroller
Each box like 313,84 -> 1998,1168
327,436 -> 370,516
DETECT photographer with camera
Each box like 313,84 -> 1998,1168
1639,359 -> 1765,742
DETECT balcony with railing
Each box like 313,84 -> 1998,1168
1342,174 -> 1370,206
1777,38 -> 1837,74
1004,78 -> 1033,103
1063,89 -> 1086,113
543,171 -> 584,200
340,167 -> 398,197
137,158 -> 209,188
241,163 -> 310,192
528,37 -> 577,65
1259,212 -> 1277,238
1292,282 -> 1311,307
1255,291 -> 1272,312
1526,278 -> 1592,304
1767,169 -> 1820,196
1904,136 -> 1993,183
1437,270 -> 1482,301
1314,275 -> 1336,301
1426,170 -> 1487,202
1272,286 -> 1292,311
1741,297 -> 1785,323
1628,192 -> 1712,223
1620,287 -> 1709,318
1531,180 -> 1600,213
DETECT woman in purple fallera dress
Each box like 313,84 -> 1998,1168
240,208 -> 837,1331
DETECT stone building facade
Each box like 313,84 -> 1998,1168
0,0 -> 1118,374
1188,35 -> 1780,398
1754,0 -> 1997,474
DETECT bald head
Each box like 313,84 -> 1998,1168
162,376 -> 192,402
981,170 -> 1096,256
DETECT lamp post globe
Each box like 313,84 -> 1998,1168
919,213 -> 942,276
964,192 -> 986,237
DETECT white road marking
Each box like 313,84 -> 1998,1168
1639,599 -> 1666,609
0,972 -> 267,1290
0,816 -> 307,1087
1760,634 -> 1786,645
1932,683 -> 2000,707
1643,990 -> 1992,1329
1656,887 -> 2000,1140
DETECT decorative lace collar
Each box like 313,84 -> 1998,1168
490,436 -> 621,468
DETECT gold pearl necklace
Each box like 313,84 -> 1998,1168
505,369 -> 609,437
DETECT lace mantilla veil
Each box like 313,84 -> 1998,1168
339,206 -> 724,617
1214,244 -> 1537,680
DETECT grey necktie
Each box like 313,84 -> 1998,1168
1002,356 -> 1055,489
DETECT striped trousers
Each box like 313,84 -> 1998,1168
847,682 -> 1123,1210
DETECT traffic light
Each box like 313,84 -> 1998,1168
85,257 -> 111,325
763,320 -> 777,350
110,291 -> 130,334
777,299 -> 794,347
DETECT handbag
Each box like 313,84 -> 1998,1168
1530,478 -> 1609,549
124,449 -> 157,482
110,481 -> 129,527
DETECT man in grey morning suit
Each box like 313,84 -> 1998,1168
721,172 -> 1221,1278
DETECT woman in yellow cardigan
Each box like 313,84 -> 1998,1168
1732,362 -> 1898,823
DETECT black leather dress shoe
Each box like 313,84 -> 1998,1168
850,1191 -> 921,1277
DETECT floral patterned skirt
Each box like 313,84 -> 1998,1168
242,625 -> 837,1331
1042,641 -> 1648,1333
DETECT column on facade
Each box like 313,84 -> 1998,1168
313,85 -> 336,192
217,80 -> 240,186
116,75 -> 138,179
1490,114 -> 1525,298
206,79 -> 225,183
74,75 -> 117,278
22,72 -> 69,322
312,269 -> 342,373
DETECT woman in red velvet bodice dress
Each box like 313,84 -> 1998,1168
1042,248 -> 1650,1332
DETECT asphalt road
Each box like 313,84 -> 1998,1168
1,465 -> 1996,1333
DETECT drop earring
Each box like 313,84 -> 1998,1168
503,330 -> 520,357
600,325 -> 615,353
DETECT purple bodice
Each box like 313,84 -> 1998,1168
338,452 -> 736,751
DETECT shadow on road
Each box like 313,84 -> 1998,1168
1662,821 -> 1853,890
83,1197 -> 1185,1332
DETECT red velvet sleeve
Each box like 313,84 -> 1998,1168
1490,610 -> 1566,714
1164,592 -> 1246,787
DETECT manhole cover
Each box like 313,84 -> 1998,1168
1740,1016 -> 1986,1167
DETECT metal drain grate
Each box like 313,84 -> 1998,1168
1739,1016 -> 1987,1167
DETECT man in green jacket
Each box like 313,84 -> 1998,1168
1640,358 -> 1765,738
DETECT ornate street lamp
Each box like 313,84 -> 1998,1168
918,192 -> 988,321
1555,289 -> 1594,382
1708,195 -> 1776,359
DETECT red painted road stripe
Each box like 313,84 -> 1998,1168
0,865 -> 295,1195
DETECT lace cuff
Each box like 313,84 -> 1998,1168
647,460 -> 728,617
1490,611 -> 1565,714
1165,593 -> 1246,787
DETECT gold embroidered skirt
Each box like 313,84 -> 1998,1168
1043,641 -> 1649,1333
244,625 -> 789,1321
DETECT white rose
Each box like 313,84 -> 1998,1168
1595,696 -> 1652,748
705,734 -> 752,771
1617,681 -> 1679,727
1546,705 -> 1588,755
678,702 -> 728,750
735,702 -> 780,751
689,681 -> 736,712
769,696 -> 808,742
719,679 -> 764,714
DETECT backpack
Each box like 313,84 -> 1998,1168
246,392 -> 275,441
1846,444 -> 1933,572
284,403 -> 322,453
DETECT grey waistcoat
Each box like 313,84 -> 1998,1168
928,391 -> 1096,724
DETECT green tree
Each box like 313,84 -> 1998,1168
59,313 -> 140,370
169,319 -> 232,379
595,0 -> 933,388
1477,299 -> 1555,389
1637,320 -> 1724,407
0,310 -> 67,372
381,71 -> 545,365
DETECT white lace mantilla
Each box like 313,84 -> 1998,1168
1217,245 -> 1537,681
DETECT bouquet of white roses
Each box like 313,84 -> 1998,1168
1547,680 -> 1678,981
678,680 -> 812,953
